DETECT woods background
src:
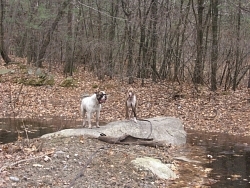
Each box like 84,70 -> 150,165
1,0 -> 250,91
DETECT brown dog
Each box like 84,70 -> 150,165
125,87 -> 137,122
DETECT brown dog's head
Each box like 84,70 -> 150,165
96,91 -> 107,104
127,87 -> 134,98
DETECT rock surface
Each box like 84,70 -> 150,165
132,157 -> 177,179
42,116 -> 186,146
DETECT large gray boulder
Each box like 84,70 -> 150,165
42,116 -> 186,146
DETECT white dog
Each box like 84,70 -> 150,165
80,91 -> 107,128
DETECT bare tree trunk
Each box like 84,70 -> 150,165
64,0 -> 74,76
0,0 -> 11,65
150,0 -> 158,82
211,0 -> 219,91
137,1 -> 151,86
173,0 -> 184,82
248,70 -> 250,88
192,0 -> 204,84
127,23 -> 134,84
36,0 -> 70,67
232,0 -> 241,91
159,0 -> 171,80
178,0 -> 191,81
107,0 -> 119,78
16,31 -> 27,58
159,1 -> 175,80
173,0 -> 191,82
122,0 -> 134,84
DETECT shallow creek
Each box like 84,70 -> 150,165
174,130 -> 250,188
0,118 -> 250,188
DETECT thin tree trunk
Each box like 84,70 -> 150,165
0,0 -> 11,65
150,0 -> 158,82
192,0 -> 204,84
107,0 -> 119,78
137,0 -> 152,86
122,0 -> 134,84
232,0 -> 241,91
127,24 -> 134,84
211,0 -> 219,91
64,0 -> 74,76
179,0 -> 191,81
36,0 -> 70,67
16,31 -> 27,58
173,0 -> 184,82
248,69 -> 250,88
159,0 -> 171,80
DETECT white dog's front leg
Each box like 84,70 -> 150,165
87,112 -> 92,128
133,117 -> 137,123
82,109 -> 86,127
96,110 -> 100,128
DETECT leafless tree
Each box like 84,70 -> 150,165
0,0 -> 11,65
1,0 -> 250,90
211,0 -> 219,91
36,0 -> 70,67
192,0 -> 205,85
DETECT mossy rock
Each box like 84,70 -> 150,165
0,69 -> 14,75
60,77 -> 77,87
18,74 -> 55,86
18,78 -> 43,86
222,91 -> 230,95
27,79 -> 40,86
92,84 -> 99,89
19,64 -> 27,70
103,83 -> 114,90
35,68 -> 46,78
43,75 -> 55,86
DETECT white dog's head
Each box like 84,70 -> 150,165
96,91 -> 107,104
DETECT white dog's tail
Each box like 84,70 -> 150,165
81,94 -> 90,99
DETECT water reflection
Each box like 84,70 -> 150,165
0,117 -> 76,144
187,130 -> 250,188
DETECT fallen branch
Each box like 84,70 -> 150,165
68,146 -> 107,188
0,151 -> 54,173
68,135 -> 119,188
98,134 -> 169,148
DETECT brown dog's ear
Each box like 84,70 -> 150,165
94,88 -> 100,94
128,87 -> 134,94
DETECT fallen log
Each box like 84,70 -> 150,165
97,134 -> 170,148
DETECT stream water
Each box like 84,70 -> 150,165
0,118 -> 250,187
0,117 -> 76,144
185,130 -> 250,188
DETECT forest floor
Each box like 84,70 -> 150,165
0,60 -> 250,187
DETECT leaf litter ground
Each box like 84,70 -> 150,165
0,62 -> 249,187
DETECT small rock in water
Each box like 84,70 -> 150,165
9,176 -> 19,182
33,163 -> 43,168
207,154 -> 213,159
44,155 -> 51,162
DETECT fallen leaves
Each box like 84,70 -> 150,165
0,62 -> 250,137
